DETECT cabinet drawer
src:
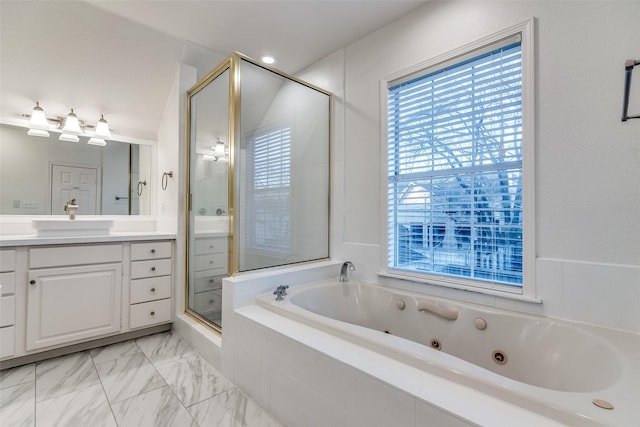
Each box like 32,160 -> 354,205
29,244 -> 122,268
0,326 -> 15,358
194,274 -> 223,293
130,276 -> 172,304
131,259 -> 172,279
0,295 -> 15,327
195,238 -> 227,255
194,290 -> 222,314
130,299 -> 171,329
131,241 -> 172,261
195,253 -> 227,272
0,250 -> 16,272
0,272 -> 16,295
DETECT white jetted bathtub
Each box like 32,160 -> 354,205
256,280 -> 639,426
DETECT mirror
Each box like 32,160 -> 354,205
0,124 -> 152,215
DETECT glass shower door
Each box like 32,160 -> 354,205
186,66 -> 230,330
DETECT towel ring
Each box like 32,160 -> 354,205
137,180 -> 147,196
162,171 -> 174,191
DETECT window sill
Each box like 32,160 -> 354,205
378,270 -> 542,305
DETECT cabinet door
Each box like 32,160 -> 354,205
26,263 -> 122,350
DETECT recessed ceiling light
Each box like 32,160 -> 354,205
259,55 -> 277,65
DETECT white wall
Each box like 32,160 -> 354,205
299,1 -> 640,333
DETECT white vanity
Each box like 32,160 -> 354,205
0,230 -> 175,369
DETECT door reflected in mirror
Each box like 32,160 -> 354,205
0,124 -> 152,215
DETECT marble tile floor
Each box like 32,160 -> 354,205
0,331 -> 283,427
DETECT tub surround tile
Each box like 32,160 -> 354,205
90,340 -> 141,365
111,386 -> 197,427
562,261 -> 640,332
0,381 -> 35,427
35,351 -> 100,402
157,352 -> 234,407
415,400 -> 477,427
95,352 -> 165,404
136,331 -> 195,366
35,384 -> 116,427
0,363 -> 35,390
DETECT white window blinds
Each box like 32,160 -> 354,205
387,40 -> 523,287
245,127 -> 291,253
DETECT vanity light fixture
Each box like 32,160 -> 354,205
27,102 -> 50,137
94,114 -> 112,139
23,104 -> 114,145
59,108 -> 82,142
87,137 -> 107,146
214,137 -> 225,156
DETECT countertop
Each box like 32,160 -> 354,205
0,231 -> 176,247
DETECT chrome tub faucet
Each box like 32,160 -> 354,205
273,285 -> 289,301
339,261 -> 355,282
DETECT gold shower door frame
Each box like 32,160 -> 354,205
184,53 -> 332,332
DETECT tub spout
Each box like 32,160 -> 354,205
339,261 -> 355,282
417,300 -> 458,321
273,285 -> 289,301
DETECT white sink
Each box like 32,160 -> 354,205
32,218 -> 114,237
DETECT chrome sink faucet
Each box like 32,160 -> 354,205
339,261 -> 355,282
63,198 -> 78,220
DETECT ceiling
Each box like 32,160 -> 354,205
0,0 -> 426,141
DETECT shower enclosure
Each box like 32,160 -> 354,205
186,53 -> 331,330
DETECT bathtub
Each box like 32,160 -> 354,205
256,280 -> 640,426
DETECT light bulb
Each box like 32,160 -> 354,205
94,114 -> 112,139
61,109 -> 82,135
28,102 -> 49,131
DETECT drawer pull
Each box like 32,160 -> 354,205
150,287 -> 156,292
209,300 -> 214,304
209,279 -> 214,283
150,249 -> 156,254
150,311 -> 155,316
209,261 -> 214,264
29,280 -> 36,285
151,267 -> 156,272
209,245 -> 214,249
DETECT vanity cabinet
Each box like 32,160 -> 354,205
0,238 -> 175,366
129,241 -> 173,329
26,244 -> 123,350
0,250 -> 16,358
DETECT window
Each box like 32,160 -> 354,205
245,127 -> 291,253
386,26 -> 533,294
